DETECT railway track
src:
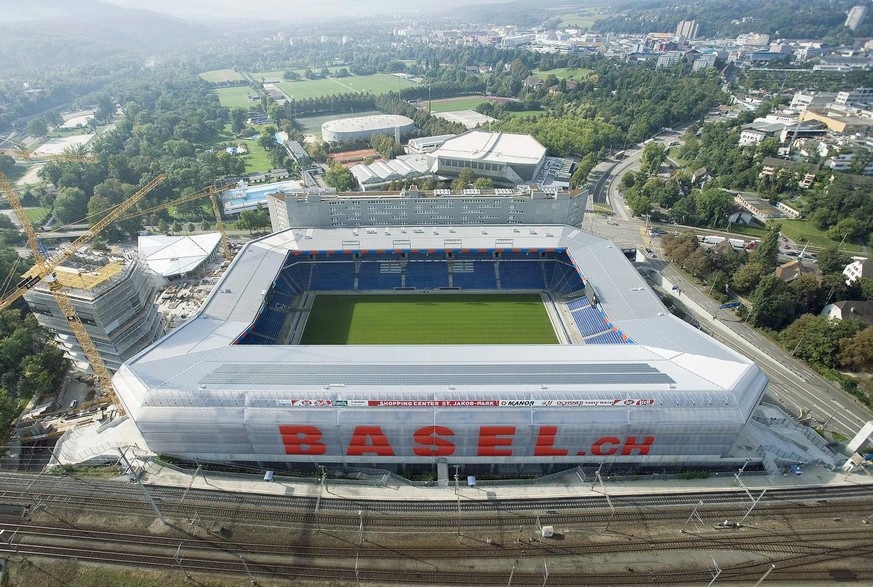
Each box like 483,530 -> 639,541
2,520 -> 871,585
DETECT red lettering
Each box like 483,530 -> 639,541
413,426 -> 456,457
347,426 -> 395,456
622,436 -> 655,456
279,425 -> 326,455
534,426 -> 568,456
591,436 -> 620,456
478,426 -> 516,456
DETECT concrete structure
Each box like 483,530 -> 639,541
760,157 -> 819,190
25,255 -> 164,372
734,193 -> 783,220
846,5 -> 869,31
844,258 -> 872,284
113,224 -> 768,473
267,185 -> 586,230
427,131 -> 547,186
821,300 -> 873,326
790,91 -> 837,111
675,20 -> 699,40
321,114 -> 415,143
138,233 -> 223,279
834,88 -> 873,108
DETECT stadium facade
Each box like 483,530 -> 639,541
114,225 -> 768,474
267,186 -> 586,231
321,114 -> 416,143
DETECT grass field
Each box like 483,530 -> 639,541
199,69 -> 247,83
24,207 -> 49,224
426,96 -> 488,113
775,219 -> 864,253
215,86 -> 258,109
279,74 -> 416,100
300,294 -> 558,345
532,67 -> 593,81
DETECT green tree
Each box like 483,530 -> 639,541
230,107 -> 248,134
790,274 -> 826,315
172,220 -> 183,234
839,326 -> 873,371
26,118 -> 48,137
815,245 -> 848,275
258,125 -> 278,151
200,219 -> 211,231
52,187 -> 89,224
750,274 -> 797,330
509,58 -> 530,81
473,177 -> 494,189
751,226 -> 780,271
640,142 -> 666,175
324,164 -> 356,191
158,219 -> 169,234
452,167 -> 476,191
782,314 -> 865,368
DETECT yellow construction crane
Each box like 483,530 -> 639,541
0,146 -> 165,415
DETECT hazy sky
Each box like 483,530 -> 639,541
101,0 -> 512,22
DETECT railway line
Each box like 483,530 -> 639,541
3,472 -> 873,585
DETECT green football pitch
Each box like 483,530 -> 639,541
300,294 -> 558,345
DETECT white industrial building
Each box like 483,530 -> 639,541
349,154 -> 430,191
321,114 -> 416,143
113,224 -> 769,474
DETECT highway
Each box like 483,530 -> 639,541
585,140 -> 873,441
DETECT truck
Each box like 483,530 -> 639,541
703,235 -> 725,245
728,238 -> 745,249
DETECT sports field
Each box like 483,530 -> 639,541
279,74 -> 417,100
300,294 -> 558,345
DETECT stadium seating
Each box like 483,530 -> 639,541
571,305 -> 608,337
585,330 -> 628,345
358,261 -> 402,289
406,261 -> 449,289
452,262 -> 498,289
309,262 -> 355,290
566,297 -> 590,312
499,261 -> 546,290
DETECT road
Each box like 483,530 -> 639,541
586,143 -> 873,441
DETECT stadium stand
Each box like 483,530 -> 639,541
358,261 -> 402,289
499,261 -> 546,290
571,305 -> 608,337
586,330 -> 630,344
406,261 -> 449,289
452,261 -> 498,289
310,262 -> 356,290
566,297 -> 590,311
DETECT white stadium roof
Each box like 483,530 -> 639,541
350,154 -> 429,185
137,233 -> 222,278
119,225 -> 764,418
321,114 -> 414,134
431,131 -> 547,166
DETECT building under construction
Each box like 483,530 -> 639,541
24,253 -> 164,372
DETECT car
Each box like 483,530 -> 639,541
645,247 -> 654,254
786,251 -> 798,257
789,464 -> 802,475
68,399 -> 78,410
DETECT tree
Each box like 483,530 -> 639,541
52,187 -> 88,224
509,58 -> 530,82
187,223 -> 195,234
827,217 -> 863,243
26,118 -> 48,137
172,220 -> 183,234
258,125 -> 278,152
324,164 -> 356,191
640,142 -> 666,175
839,326 -> 873,371
750,275 -> 797,330
790,274 -> 826,315
200,219 -> 211,231
750,226 -> 780,271
452,167 -> 475,191
816,245 -> 848,275
230,107 -> 248,134
158,219 -> 169,234
782,314 -> 863,368
473,177 -> 493,189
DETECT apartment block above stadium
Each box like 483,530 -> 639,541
114,225 -> 768,474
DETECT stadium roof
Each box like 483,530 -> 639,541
322,114 -> 414,134
118,225 -> 765,416
350,154 -> 429,185
138,233 -> 222,278
431,131 -> 547,166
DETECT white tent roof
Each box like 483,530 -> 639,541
137,233 -> 221,277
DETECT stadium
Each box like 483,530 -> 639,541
321,114 -> 416,143
114,225 -> 768,476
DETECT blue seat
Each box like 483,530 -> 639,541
452,261 -> 498,289
571,305 -> 608,337
359,261 -> 402,290
499,262 -> 545,290
406,261 -> 448,289
586,330 -> 627,344
310,262 -> 355,290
